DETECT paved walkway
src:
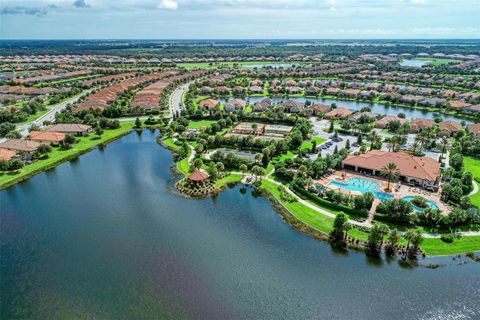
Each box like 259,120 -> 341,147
469,180 -> 478,196
261,176 -> 480,238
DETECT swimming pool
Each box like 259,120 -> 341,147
328,177 -> 394,200
402,196 -> 439,212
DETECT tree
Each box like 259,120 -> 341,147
63,133 -> 76,147
251,165 -> 265,181
207,164 -> 218,181
368,223 -> 389,253
386,228 -> 400,254
192,158 -> 203,170
368,131 -> 379,150
328,121 -> 335,133
404,228 -> 423,256
331,213 -> 349,241
438,137 -> 449,163
380,162 -> 400,192
239,164 -> 248,177
135,117 -> 142,128
94,125 -> 104,136
449,153 -> 463,171
5,131 -> 21,139
216,161 -> 225,173
7,159 -> 24,171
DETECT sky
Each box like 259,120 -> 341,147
0,0 -> 479,39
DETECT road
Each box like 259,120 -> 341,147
169,82 -> 192,117
12,89 -> 94,140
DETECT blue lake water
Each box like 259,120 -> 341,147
399,59 -> 431,67
1,130 -> 479,319
219,96 -> 472,123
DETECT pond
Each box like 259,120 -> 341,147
1,130 -> 479,319
242,63 -> 295,69
399,59 -> 431,67
219,96 -> 472,123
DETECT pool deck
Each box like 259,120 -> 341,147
317,170 -> 451,214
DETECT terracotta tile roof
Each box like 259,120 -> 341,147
467,123 -> 480,134
439,121 -> 462,134
0,139 -> 40,152
188,170 -> 209,182
0,148 -> 17,160
343,150 -> 440,182
324,107 -> 353,119
45,123 -> 91,133
199,99 -> 219,109
29,131 -> 66,142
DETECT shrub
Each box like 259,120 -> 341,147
440,234 -> 454,243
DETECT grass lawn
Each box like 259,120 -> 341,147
421,236 -> 480,256
261,180 -> 369,241
266,151 -> 295,174
162,137 -> 183,151
464,156 -> 480,208
416,58 -> 461,66
300,137 -> 327,151
177,149 -> 191,176
17,107 -> 52,125
0,122 -> 135,190
192,95 -> 209,111
261,179 -> 480,255
215,173 -> 242,188
188,120 -> 215,129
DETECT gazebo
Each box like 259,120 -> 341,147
188,170 -> 210,183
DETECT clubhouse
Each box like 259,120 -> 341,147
342,150 -> 441,189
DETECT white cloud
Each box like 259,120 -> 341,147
410,0 -> 426,3
159,0 -> 177,10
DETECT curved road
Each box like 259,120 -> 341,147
17,89 -> 94,139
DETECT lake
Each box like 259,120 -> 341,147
1,130 -> 479,319
399,59 -> 431,67
221,96 -> 472,123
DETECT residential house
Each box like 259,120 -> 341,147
324,107 -> 353,119
467,123 -> 480,138
198,99 -> 219,110
438,121 -> 462,137
45,124 -> 92,136
29,131 -> 66,144
375,115 -> 407,129
410,118 -> 435,133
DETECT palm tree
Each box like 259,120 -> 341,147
368,131 -> 381,150
380,162 -> 400,192
438,137 -> 450,163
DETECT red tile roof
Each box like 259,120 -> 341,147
343,150 -> 440,182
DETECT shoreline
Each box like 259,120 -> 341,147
0,122 -> 135,190
158,135 -> 480,257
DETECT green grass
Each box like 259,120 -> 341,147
261,180 -> 369,241
300,137 -> 327,151
416,58 -> 461,66
266,151 -> 295,174
261,179 -> 480,255
16,108 -> 52,125
0,122 -> 135,190
464,156 -> 480,208
35,74 -> 101,86
188,120 -> 215,129
162,137 -> 182,151
215,173 -> 242,187
421,236 -> 480,256
177,149 -> 191,176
